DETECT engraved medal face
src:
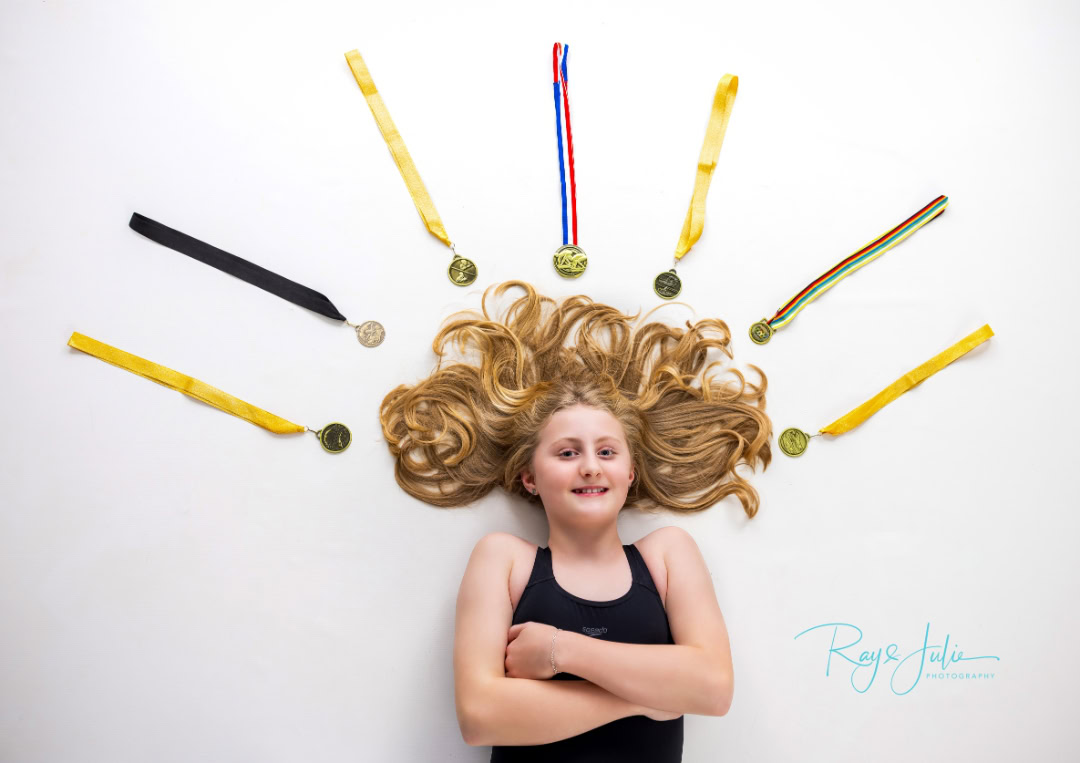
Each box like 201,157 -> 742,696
355,320 -> 385,347
447,256 -> 478,286
318,422 -> 352,453
553,245 -> 588,278
653,269 -> 682,299
749,320 -> 773,345
778,427 -> 810,457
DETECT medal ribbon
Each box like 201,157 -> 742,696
675,74 -> 738,260
766,195 -> 949,332
67,332 -> 308,435
820,324 -> 993,436
552,43 -> 578,247
129,213 -> 348,322
344,49 -> 452,248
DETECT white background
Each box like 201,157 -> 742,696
2,0 -> 1078,760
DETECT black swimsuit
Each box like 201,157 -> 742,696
489,543 -> 684,762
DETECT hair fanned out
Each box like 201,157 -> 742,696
379,281 -> 772,517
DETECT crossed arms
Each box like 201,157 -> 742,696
454,529 -> 733,747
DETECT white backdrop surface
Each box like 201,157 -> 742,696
2,0 -> 1078,761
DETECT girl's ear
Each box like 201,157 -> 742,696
520,470 -> 535,492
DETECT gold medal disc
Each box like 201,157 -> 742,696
653,269 -> 682,299
553,245 -> 588,278
448,256 -> 478,286
749,320 -> 773,345
318,422 -> 352,453
355,320 -> 385,347
778,427 -> 810,457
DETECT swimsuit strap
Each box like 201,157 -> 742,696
625,543 -> 658,594
524,546 -> 556,590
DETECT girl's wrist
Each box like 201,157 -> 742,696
552,628 -> 583,676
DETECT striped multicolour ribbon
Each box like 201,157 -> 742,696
552,43 -> 577,247
761,195 -> 949,334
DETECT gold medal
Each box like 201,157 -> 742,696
448,255 -> 478,286
778,427 -> 810,457
354,320 -> 385,347
656,74 -> 738,298
551,45 -> 589,280
752,196 -> 950,345
316,422 -> 352,453
553,245 -> 588,278
778,325 -> 995,458
749,319 -> 773,345
653,269 -> 683,300
346,50 -> 481,290
68,332 -> 350,455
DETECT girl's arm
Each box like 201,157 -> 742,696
555,633 -> 729,717
557,526 -> 734,717
464,675 -> 643,747
454,533 -> 647,746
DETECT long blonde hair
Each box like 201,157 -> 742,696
379,281 -> 772,517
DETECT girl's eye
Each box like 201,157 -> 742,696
559,448 -> 616,457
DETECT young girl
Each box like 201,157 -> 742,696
379,281 -> 771,761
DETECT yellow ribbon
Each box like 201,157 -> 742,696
675,74 -> 738,260
821,324 -> 994,435
344,49 -> 451,248
67,332 -> 306,435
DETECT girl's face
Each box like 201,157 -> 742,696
521,404 -> 636,518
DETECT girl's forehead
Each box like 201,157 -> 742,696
540,406 -> 626,442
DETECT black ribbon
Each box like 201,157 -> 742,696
129,212 -> 348,322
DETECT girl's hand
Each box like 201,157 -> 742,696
504,621 -> 560,680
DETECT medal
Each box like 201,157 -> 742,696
448,250 -> 478,286
778,427 -> 811,457
551,43 -> 587,278
553,245 -> 587,278
654,74 -> 738,299
750,195 -> 949,344
653,269 -> 682,300
345,50 -> 477,287
354,319 -> 385,347
749,319 -> 773,345
316,422 -> 352,453
780,324 -> 993,456
129,213 -> 383,348
67,332 -> 351,453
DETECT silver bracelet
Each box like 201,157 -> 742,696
550,627 -> 560,675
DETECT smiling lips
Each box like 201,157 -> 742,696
572,487 -> 609,496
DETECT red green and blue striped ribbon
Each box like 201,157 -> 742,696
552,43 -> 578,246
766,195 -> 949,330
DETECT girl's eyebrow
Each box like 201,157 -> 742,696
552,436 -> 620,446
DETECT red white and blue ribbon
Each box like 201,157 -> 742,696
552,43 -> 578,247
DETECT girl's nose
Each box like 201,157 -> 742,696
580,454 -> 601,476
